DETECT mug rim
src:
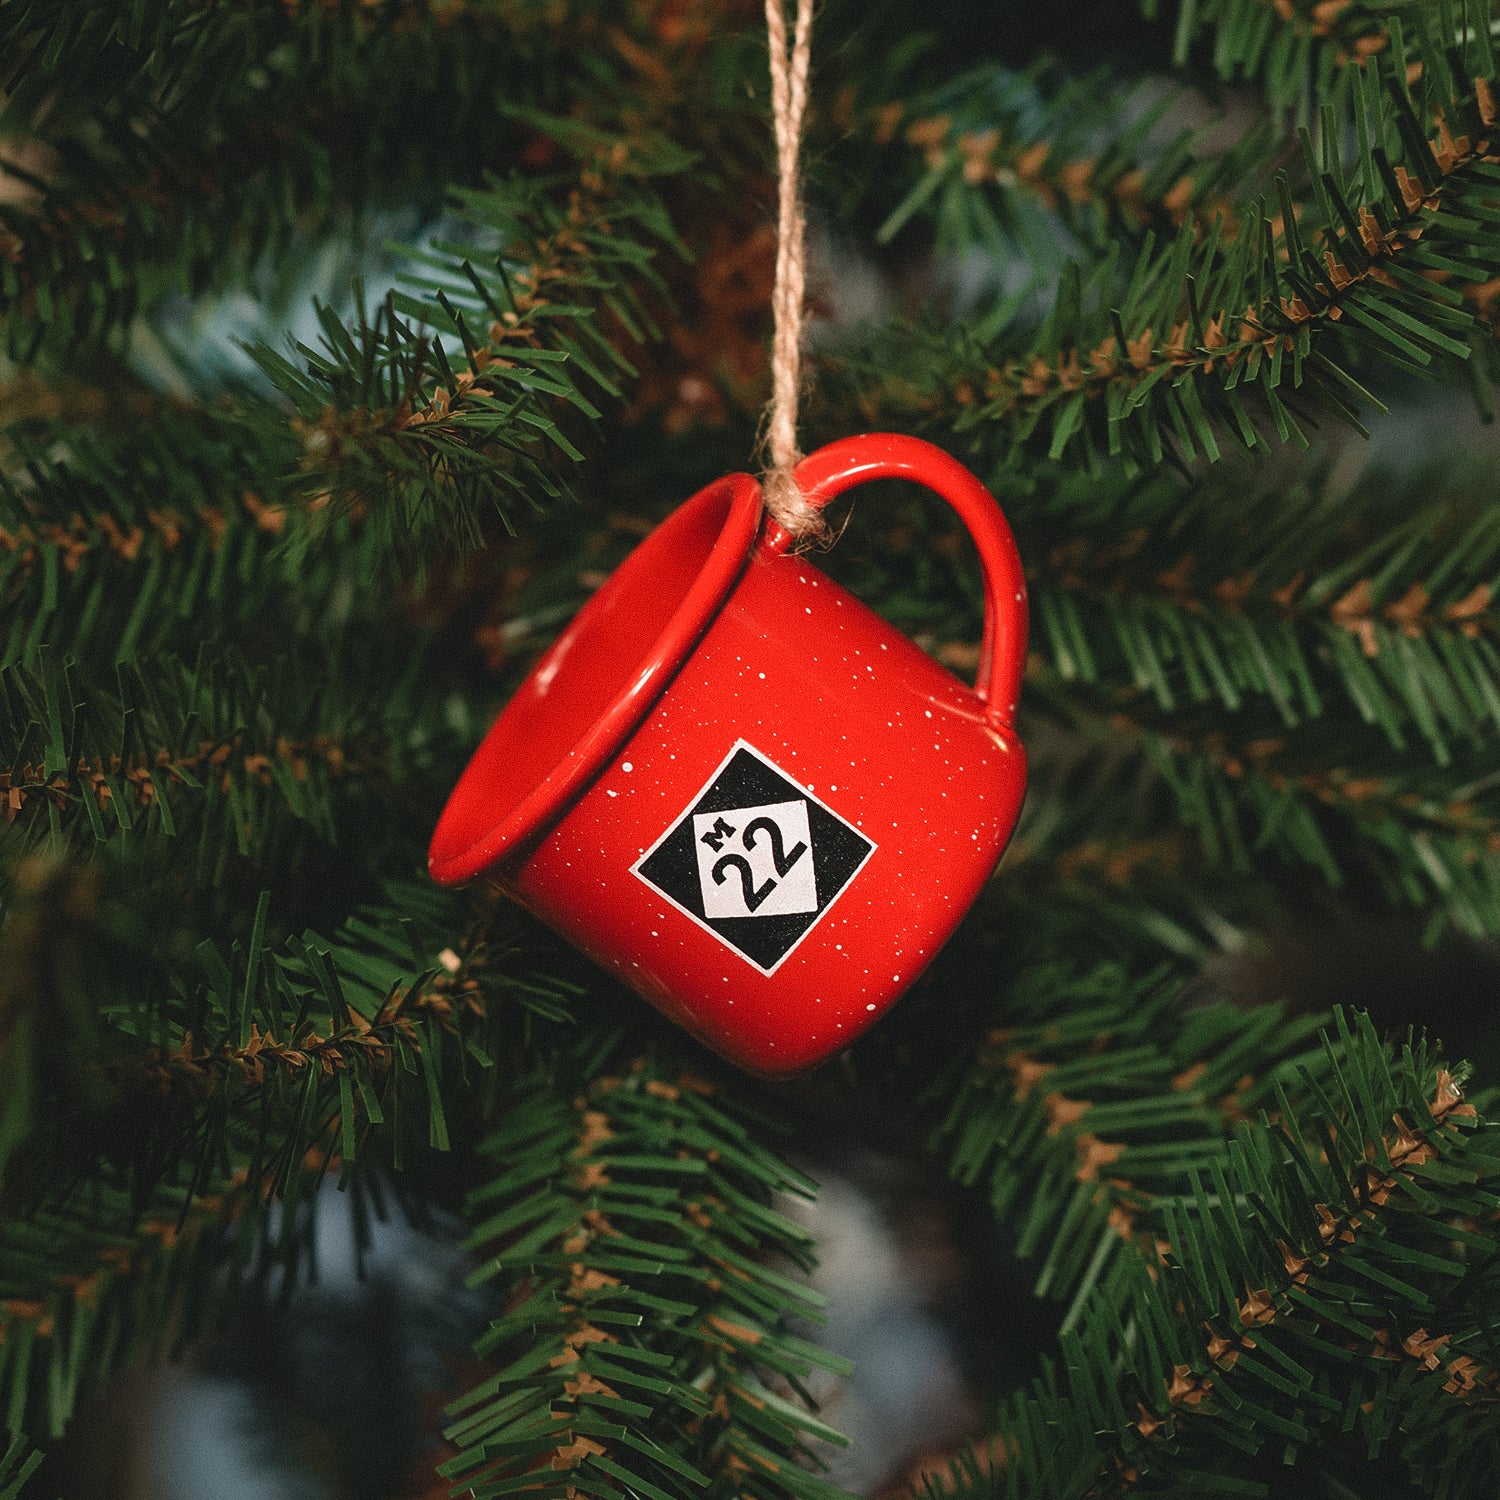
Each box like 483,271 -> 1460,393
429,470 -> 765,886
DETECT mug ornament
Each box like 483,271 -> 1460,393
428,433 -> 1028,1075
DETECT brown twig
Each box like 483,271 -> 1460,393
951,114 -> 1497,428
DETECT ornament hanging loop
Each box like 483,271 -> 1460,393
760,0 -> 826,546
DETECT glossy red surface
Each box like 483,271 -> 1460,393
429,435 -> 1028,1075
428,472 -> 763,884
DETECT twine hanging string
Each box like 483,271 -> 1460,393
760,0 -> 826,543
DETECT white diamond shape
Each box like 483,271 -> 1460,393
692,799 -> 817,919
631,740 -> 878,975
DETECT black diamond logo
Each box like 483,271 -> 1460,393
632,741 -> 876,973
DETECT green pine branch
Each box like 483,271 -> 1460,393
0,855 -> 578,1204
0,865 -> 575,1456
0,790 -> 599,1474
0,1438 -> 41,1500
0,376 -> 582,673
1024,457 -> 1500,766
1153,0 -> 1493,117
1067,690 -> 1500,935
859,64 -> 1280,257
2,5 -> 1498,1499
0,437 -> 335,673
814,442 -> 1500,935
0,1164 -> 251,1445
929,959 -> 1329,1315
0,0 -> 686,355
0,1106 -> 380,1459
1015,661 -> 1500,938
242,132 -> 686,562
836,58 -> 1499,476
960,1010 -> 1500,1499
823,448 -> 1500,765
0,4 -> 285,125
445,1062 -> 852,1500
0,635 -> 436,878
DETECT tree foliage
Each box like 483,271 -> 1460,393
2,0 -> 1499,1496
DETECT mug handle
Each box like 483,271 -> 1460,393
762,434 -> 1028,730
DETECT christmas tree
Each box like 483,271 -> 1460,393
4,0 -> 1500,1495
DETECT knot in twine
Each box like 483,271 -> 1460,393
760,0 -> 826,546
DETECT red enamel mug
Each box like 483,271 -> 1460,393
429,433 -> 1027,1075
